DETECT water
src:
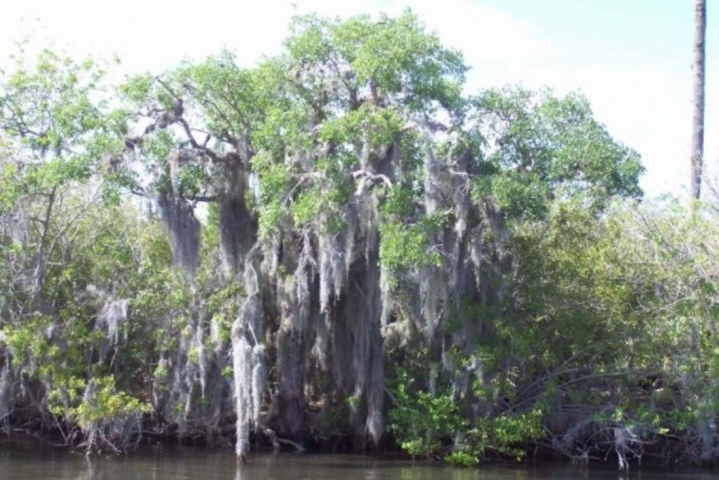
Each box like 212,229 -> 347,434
0,440 -> 717,480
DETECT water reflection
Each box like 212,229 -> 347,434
0,443 -> 717,480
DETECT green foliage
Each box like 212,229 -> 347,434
0,9 -> 657,460
440,411 -> 544,465
0,48 -> 117,186
444,450 -> 479,467
472,410 -> 545,458
389,371 -> 544,463
0,161 -> 21,211
481,171 -> 550,219
470,87 -> 643,219
3,313 -> 54,373
488,196 -> 719,463
379,215 -> 443,272
66,376 -> 149,430
388,373 -> 466,458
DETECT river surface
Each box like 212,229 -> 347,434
1,440 -> 718,480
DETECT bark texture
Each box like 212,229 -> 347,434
691,0 -> 707,200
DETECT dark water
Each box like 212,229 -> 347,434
1,441 -> 717,480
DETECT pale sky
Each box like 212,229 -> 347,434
0,0 -> 714,198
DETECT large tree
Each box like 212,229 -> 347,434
114,12 -> 641,459
0,11 -> 644,462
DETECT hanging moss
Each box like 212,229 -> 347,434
218,156 -> 256,275
0,10 -> 654,463
157,192 -> 200,277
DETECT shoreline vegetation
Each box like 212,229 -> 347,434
0,9 -> 717,470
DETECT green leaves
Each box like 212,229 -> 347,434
476,171 -> 550,220
0,48 -> 120,205
1,48 -> 107,154
0,10 -> 654,458
388,370 -> 543,463
118,73 -> 154,105
0,160 -> 21,212
70,376 -> 149,430
470,87 -> 643,219
379,215 -> 443,272
287,10 -> 466,113
388,372 -> 467,459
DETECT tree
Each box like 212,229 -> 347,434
0,11 -> 646,462
691,0 -> 706,200
115,11 -> 643,459
0,48 -> 119,310
0,48 -> 156,453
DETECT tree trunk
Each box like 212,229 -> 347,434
274,324 -> 306,436
691,0 -> 706,200
31,186 -> 57,311
272,274 -> 309,439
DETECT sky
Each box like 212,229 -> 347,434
0,0 -> 714,198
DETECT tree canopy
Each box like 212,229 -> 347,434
11,11 -> 719,470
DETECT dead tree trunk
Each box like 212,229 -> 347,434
691,0 -> 707,200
